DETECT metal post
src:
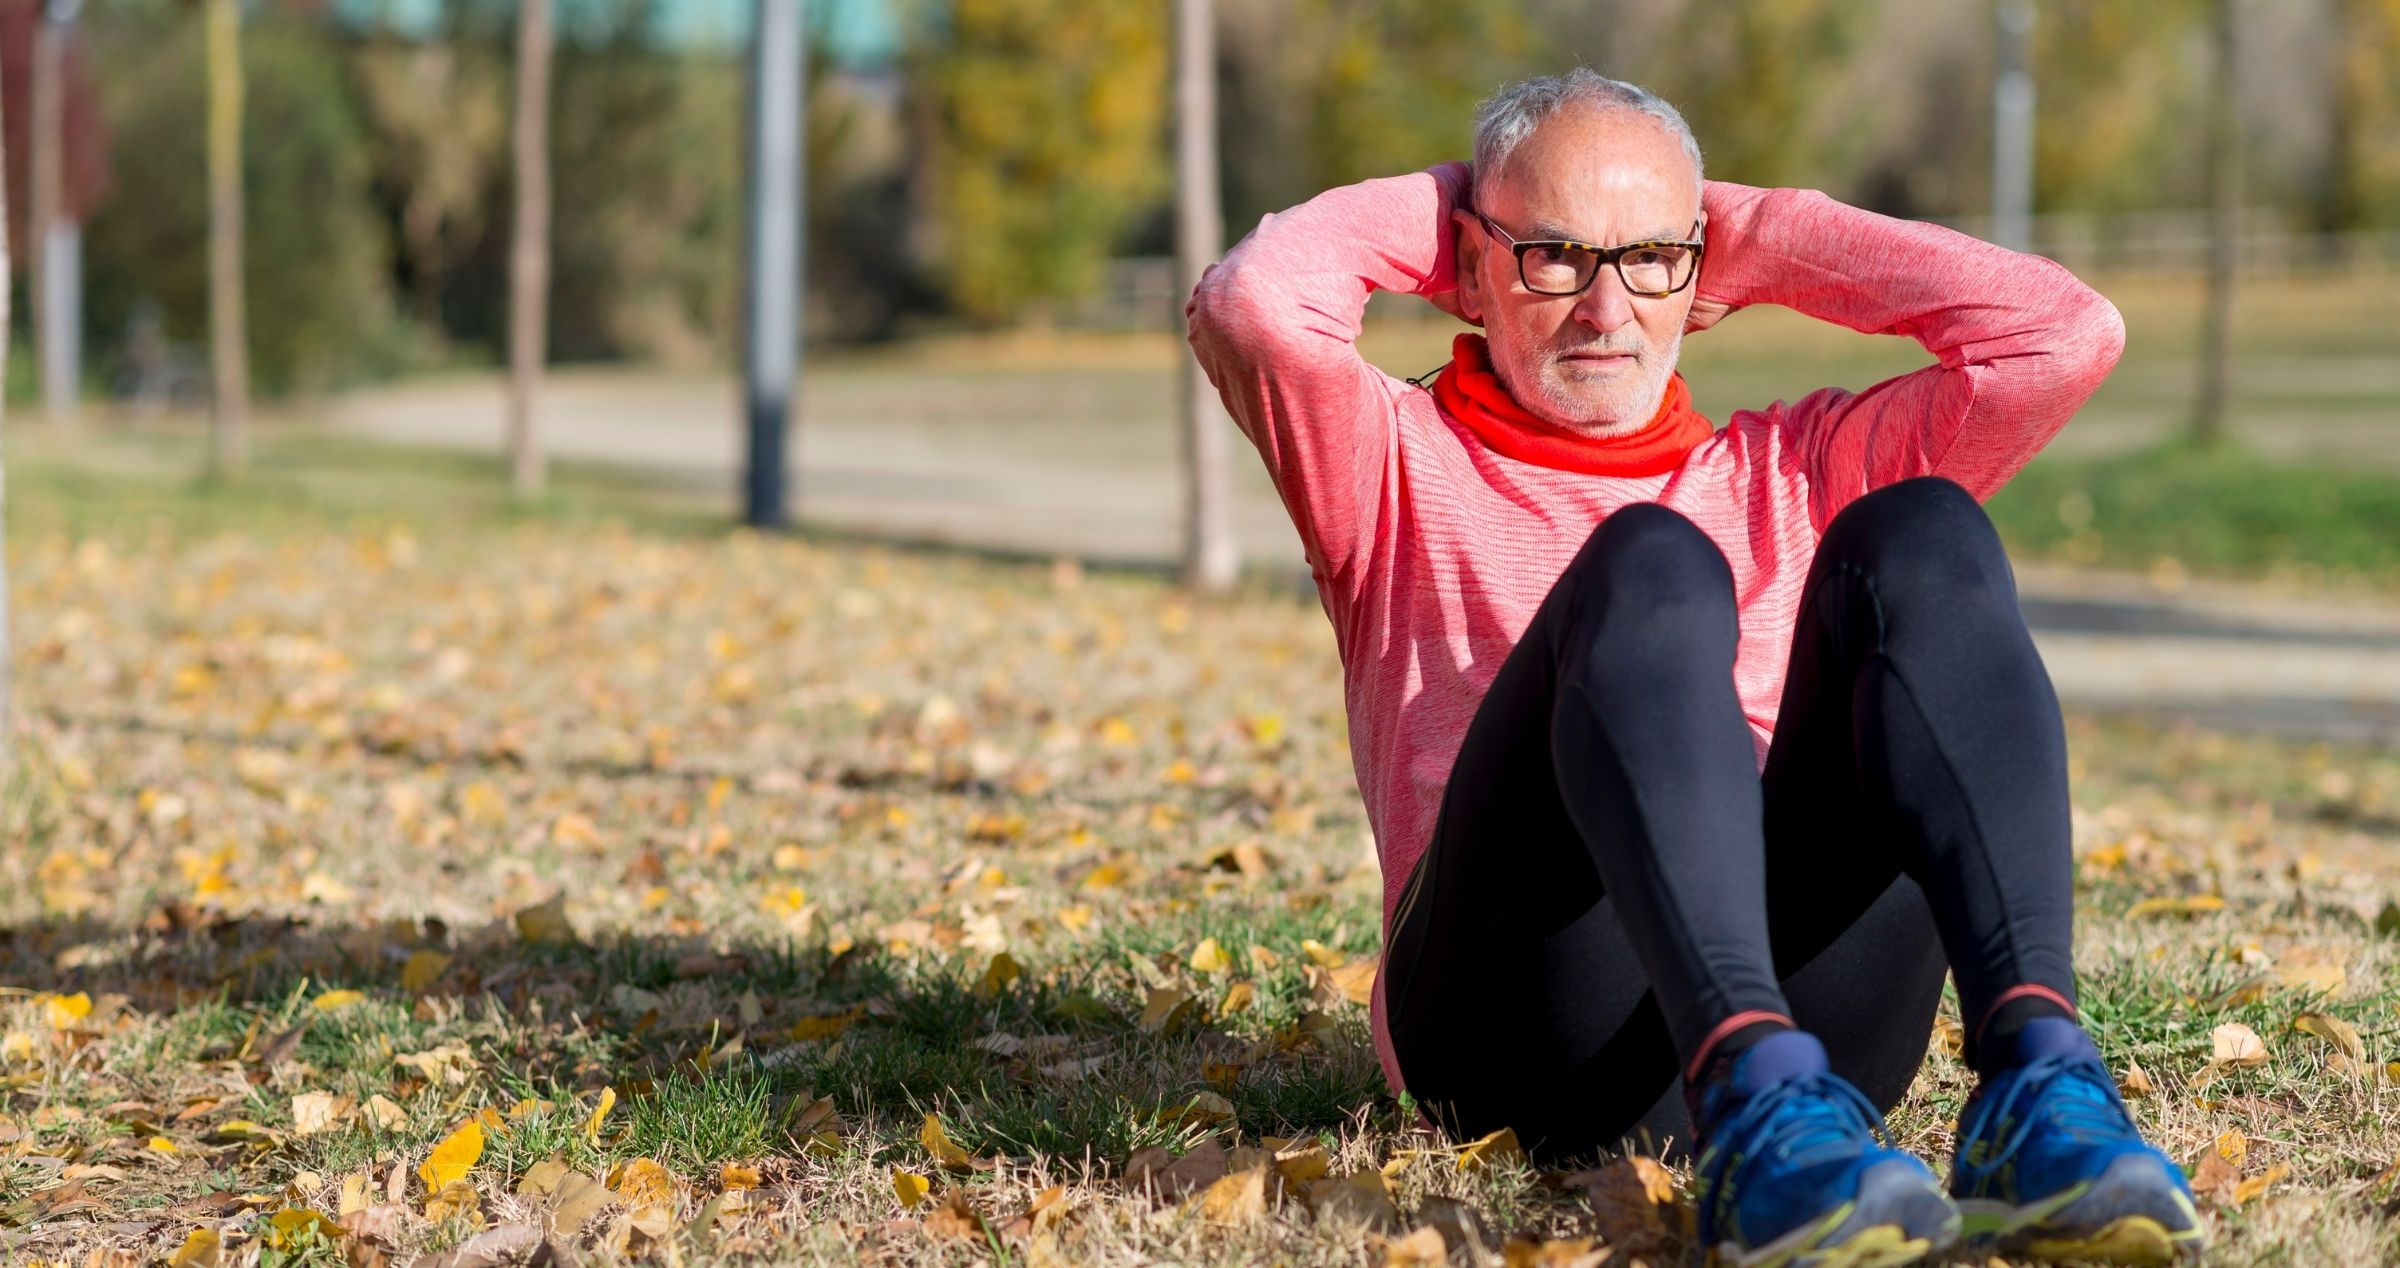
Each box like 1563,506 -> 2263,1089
743,0 -> 804,529
1176,0 -> 1238,591
1991,0 -> 2035,253
33,0 -> 82,425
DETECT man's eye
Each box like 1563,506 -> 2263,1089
1624,249 -> 1667,268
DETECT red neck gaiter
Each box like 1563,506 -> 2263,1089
1431,333 -> 1714,477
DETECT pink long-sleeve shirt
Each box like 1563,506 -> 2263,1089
1185,162 -> 2127,1096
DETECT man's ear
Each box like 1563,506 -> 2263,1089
1449,208 -> 1486,324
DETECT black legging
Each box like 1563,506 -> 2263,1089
1384,476 -> 2077,1162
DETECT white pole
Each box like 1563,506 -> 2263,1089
1991,0 -> 2036,253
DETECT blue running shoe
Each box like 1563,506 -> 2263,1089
1693,1030 -> 1960,1268
1951,1017 -> 2206,1264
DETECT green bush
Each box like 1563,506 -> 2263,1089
82,9 -> 397,395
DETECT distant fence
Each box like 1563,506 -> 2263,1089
1057,212 -> 2400,334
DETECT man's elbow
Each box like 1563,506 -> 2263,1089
1186,255 -> 1280,363
2059,283 -> 2128,386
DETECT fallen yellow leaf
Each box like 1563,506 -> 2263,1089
265,1208 -> 341,1249
400,950 -> 453,994
166,1228 -> 221,1268
977,952 -> 1021,997
1189,937 -> 1231,975
613,1157 -> 675,1207
584,1086 -> 617,1144
922,1113 -> 975,1169
312,989 -> 367,1013
2125,894 -> 2226,919
416,1120 -> 484,1192
42,992 -> 92,1030
893,1168 -> 932,1209
1457,1127 -> 1523,1173
514,893 -> 576,945
1192,1165 -> 1270,1225
2231,1163 -> 2289,1206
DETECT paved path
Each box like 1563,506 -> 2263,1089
329,368 -> 2400,749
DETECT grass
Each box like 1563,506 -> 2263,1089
1984,437 -> 2400,589
3,430 -> 2400,1264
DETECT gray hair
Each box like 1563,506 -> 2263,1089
1472,69 -> 1703,205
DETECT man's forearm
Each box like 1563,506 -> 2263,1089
1694,181 -> 2121,380
1187,162 -> 1468,375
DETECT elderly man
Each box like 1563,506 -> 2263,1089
1188,69 -> 2200,1267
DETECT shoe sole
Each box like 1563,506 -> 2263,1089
1710,1157 -> 1962,1268
1957,1152 -> 2207,1265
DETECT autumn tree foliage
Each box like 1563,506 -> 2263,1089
911,0 -> 1169,325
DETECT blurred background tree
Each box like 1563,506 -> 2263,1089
5,0 -> 2392,402
907,0 -> 1169,326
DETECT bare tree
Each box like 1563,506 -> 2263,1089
509,0 -> 555,498
0,57 -> 13,779
1176,0 -> 1238,592
205,0 -> 250,478
2193,0 -> 2238,447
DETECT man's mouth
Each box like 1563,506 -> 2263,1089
1559,349 -> 1640,367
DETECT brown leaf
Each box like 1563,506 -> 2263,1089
2274,946 -> 2347,996
1581,1154 -> 1682,1255
2231,1163 -> 2289,1206
1500,1236 -> 1612,1268
1129,1140 -> 1229,1200
2119,1057 -> 2156,1098
2295,1011 -> 2366,1063
1384,1225 -> 1448,1266
2191,1129 -> 2248,1203
1136,988 -> 1197,1035
922,1189 -> 990,1241
1416,1194 -> 1492,1251
1306,1171 -> 1399,1232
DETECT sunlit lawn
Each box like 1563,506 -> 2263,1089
3,433 -> 2400,1265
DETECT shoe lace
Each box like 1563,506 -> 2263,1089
1960,1053 -> 2129,1181
1699,1073 -> 1889,1230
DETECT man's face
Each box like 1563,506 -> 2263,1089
1455,107 -> 1703,436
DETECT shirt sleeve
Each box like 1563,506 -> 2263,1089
1185,163 -> 1469,591
1694,182 -> 2128,532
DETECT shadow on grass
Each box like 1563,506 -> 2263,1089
0,906 -> 1398,1179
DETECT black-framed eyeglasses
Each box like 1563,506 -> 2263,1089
1473,211 -> 1705,299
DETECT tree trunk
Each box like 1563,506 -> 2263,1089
2192,0 -> 2237,448
508,0 -> 554,499
206,0 -> 250,479
1175,0 -> 1238,593
0,67 -> 14,778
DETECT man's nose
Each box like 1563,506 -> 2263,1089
1571,267 -> 1638,332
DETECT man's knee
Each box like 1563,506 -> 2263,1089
1822,476 -> 2012,604
1566,502 -> 1738,618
